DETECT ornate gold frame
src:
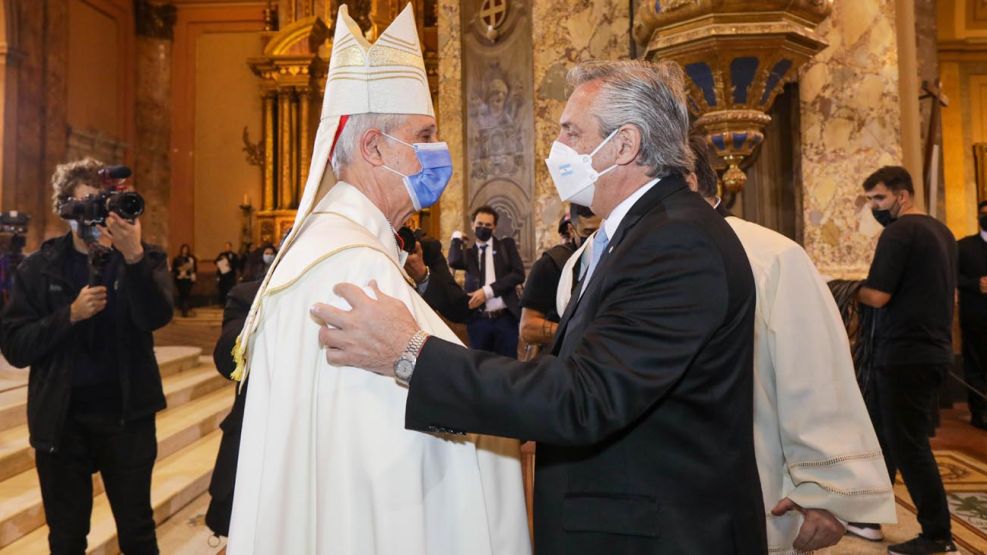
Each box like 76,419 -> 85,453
976,143 -> 987,204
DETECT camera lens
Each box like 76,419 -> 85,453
109,192 -> 145,220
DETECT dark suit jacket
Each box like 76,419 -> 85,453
417,235 -> 471,324
406,175 -> 766,554
958,234 -> 987,327
448,234 -> 525,319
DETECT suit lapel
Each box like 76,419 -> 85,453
552,175 -> 688,354
492,237 -> 503,279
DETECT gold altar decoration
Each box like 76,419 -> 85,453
248,0 -> 438,246
635,0 -> 832,193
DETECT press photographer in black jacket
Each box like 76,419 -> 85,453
0,158 -> 173,554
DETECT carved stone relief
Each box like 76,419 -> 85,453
461,0 -> 535,263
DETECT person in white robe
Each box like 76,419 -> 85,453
554,140 -> 898,553
226,5 -> 531,554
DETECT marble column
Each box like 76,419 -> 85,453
436,0 -> 465,246
895,0 -> 925,209
134,0 -> 176,249
799,0 -> 904,279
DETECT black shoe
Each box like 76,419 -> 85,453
888,534 -> 957,554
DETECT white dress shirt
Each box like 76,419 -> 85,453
578,177 -> 662,298
476,238 -> 507,312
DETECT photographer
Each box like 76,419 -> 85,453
0,158 -> 173,554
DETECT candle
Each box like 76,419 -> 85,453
242,193 -> 250,206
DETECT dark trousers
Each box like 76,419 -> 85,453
467,312 -> 519,358
175,279 -> 193,317
962,324 -> 987,418
35,413 -> 159,555
872,364 -> 952,541
217,274 -> 236,306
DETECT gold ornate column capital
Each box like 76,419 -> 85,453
135,0 -> 177,41
637,0 -> 832,194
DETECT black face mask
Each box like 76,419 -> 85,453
872,209 -> 895,227
474,226 -> 493,242
979,214 -> 987,232
872,197 -> 901,228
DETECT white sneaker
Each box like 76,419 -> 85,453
846,523 -> 884,541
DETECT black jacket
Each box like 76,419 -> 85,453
406,176 -> 766,554
207,279 -> 260,536
0,232 -> 174,454
447,234 -> 525,319
958,234 -> 987,327
417,235 -> 471,323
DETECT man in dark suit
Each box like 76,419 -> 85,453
447,205 -> 525,356
312,59 -> 766,554
959,200 -> 987,429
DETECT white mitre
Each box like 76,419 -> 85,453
231,2 -> 434,382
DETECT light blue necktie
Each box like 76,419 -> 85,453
579,228 -> 610,297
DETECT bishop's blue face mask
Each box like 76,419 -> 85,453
380,133 -> 453,211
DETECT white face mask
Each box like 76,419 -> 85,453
262,253 -> 275,265
544,128 -> 620,207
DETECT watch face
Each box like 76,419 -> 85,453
395,357 -> 415,380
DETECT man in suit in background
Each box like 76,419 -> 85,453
959,200 -> 987,429
447,205 -> 525,357
312,59 -> 767,554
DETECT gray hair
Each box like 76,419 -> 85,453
330,113 -> 404,174
567,60 -> 694,178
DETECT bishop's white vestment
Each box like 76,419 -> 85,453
729,216 -> 896,552
227,183 -> 531,554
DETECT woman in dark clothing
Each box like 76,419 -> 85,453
172,243 -> 197,317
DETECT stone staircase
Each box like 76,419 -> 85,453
0,346 -> 232,554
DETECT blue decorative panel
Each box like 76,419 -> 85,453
685,62 -> 717,108
654,1 -> 662,12
711,134 -> 726,151
759,59 -> 793,106
732,132 -> 748,150
730,57 -> 759,104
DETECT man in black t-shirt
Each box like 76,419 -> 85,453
857,166 -> 957,554
518,205 -> 600,359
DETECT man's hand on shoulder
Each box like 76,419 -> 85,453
310,280 -> 419,375
771,498 -> 845,552
980,275 -> 987,294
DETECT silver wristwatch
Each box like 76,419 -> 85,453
394,329 -> 429,386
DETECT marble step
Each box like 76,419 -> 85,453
0,346 -> 204,434
0,387 -> 233,548
154,491 -> 226,555
0,365 -> 229,483
0,431 -> 223,555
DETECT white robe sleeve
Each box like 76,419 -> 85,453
764,244 -> 897,523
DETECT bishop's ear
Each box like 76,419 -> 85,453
360,129 -> 386,167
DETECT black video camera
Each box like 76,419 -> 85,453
57,165 -> 144,226
0,210 -> 29,235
